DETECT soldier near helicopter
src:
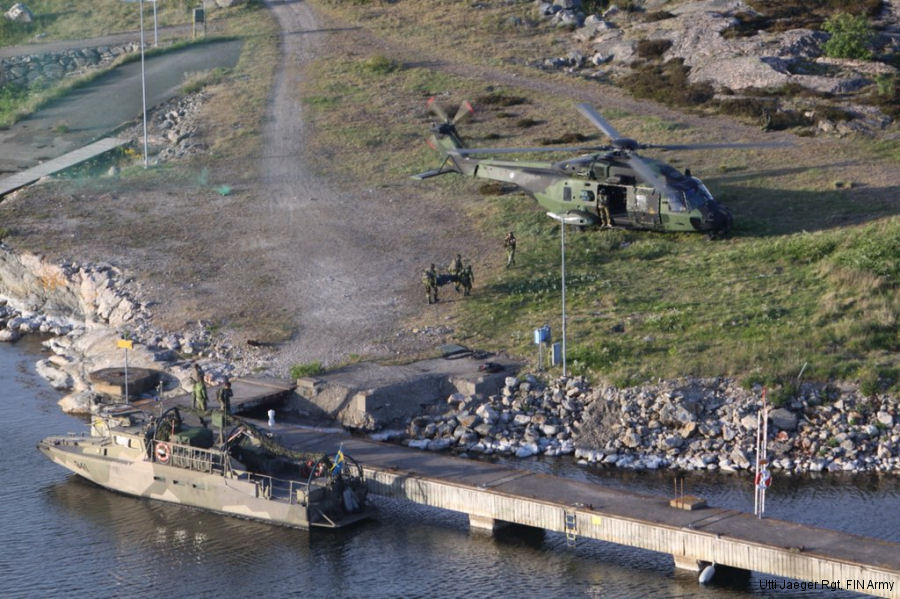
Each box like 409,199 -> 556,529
459,263 -> 474,296
448,253 -> 463,292
597,188 -> 612,228
504,232 -> 516,268
422,264 -> 438,304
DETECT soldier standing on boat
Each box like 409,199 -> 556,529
216,379 -> 233,444
217,379 -> 233,415
191,376 -> 208,412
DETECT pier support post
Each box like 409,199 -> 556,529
469,514 -> 508,534
672,555 -> 702,572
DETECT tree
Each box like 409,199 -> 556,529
822,12 -> 873,60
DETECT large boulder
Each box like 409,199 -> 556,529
769,407 -> 799,431
5,3 -> 34,23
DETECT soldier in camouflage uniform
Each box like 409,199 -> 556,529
191,376 -> 208,412
504,232 -> 516,268
448,254 -> 463,292
217,379 -> 233,415
597,189 -> 612,228
459,263 -> 474,296
422,264 -> 438,304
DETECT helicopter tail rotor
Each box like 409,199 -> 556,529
452,100 -> 475,125
427,96 -> 450,122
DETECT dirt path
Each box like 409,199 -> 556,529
252,1 -> 489,371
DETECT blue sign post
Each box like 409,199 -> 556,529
534,326 -> 551,370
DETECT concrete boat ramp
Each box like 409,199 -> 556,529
131,375 -> 294,414
0,137 -> 128,198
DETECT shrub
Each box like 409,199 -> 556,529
642,11 -> 675,22
538,132 -> 590,145
822,12 -> 873,60
619,59 -> 715,107
475,92 -> 527,107
290,361 -> 324,379
360,55 -> 400,75
636,39 -> 672,60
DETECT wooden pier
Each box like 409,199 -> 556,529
267,423 -> 900,598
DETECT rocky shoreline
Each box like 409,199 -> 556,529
396,374 -> 899,476
0,244 -> 268,412
2,243 -> 897,476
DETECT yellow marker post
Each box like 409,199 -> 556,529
117,339 -> 134,400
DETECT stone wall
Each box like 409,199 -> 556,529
0,42 -> 138,88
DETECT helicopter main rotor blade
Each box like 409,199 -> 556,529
575,103 -> 636,146
457,145 -> 609,156
644,140 -> 794,151
427,96 -> 450,122
453,100 -> 475,125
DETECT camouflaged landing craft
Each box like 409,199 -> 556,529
38,405 -> 372,529
414,100 -> 789,237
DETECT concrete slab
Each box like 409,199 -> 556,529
292,354 -> 520,430
0,137 -> 128,197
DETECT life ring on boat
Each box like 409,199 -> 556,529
156,442 -> 171,464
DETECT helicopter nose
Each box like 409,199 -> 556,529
709,205 -> 732,234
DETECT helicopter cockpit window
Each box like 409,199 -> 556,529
579,190 -> 595,202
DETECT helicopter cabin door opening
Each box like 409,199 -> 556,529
598,184 -> 627,224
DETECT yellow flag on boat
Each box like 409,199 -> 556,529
331,444 -> 345,475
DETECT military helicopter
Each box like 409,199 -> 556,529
413,99 -> 785,237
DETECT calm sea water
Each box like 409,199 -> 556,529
1,338 -> 896,599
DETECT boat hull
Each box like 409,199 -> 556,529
38,435 -> 371,530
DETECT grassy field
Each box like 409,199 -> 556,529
304,0 -> 900,392
0,0 -> 193,46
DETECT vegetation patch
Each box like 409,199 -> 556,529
636,39 -> 672,60
290,361 -> 325,379
619,59 -> 715,107
823,12 -> 874,60
475,92 -> 528,107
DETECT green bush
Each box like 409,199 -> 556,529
359,55 -> 400,76
822,12 -> 873,60
290,361 -> 325,379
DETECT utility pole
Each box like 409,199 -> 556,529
139,0 -> 149,168
560,220 -> 567,377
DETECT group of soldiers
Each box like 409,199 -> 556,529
422,231 -> 521,304
422,253 -> 475,304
